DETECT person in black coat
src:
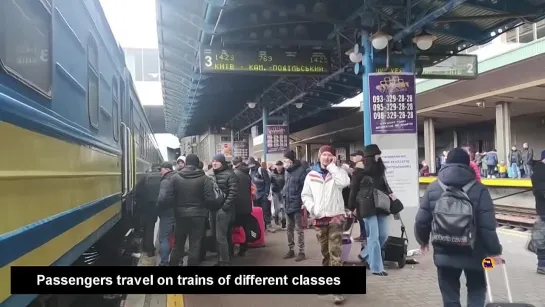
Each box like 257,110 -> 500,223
271,161 -> 287,229
415,148 -> 503,306
211,153 -> 239,265
531,150 -> 545,274
231,157 -> 253,257
347,144 -> 393,276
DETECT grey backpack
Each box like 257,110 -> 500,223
431,180 -> 477,249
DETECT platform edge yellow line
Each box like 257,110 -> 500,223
167,294 -> 184,307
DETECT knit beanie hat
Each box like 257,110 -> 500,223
446,148 -> 470,165
283,150 -> 296,161
185,154 -> 199,167
212,153 -> 226,165
319,145 -> 336,156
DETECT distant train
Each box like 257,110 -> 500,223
0,0 -> 162,306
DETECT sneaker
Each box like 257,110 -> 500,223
267,225 -> 277,233
283,250 -> 295,259
353,235 -> 365,242
372,271 -> 389,276
333,295 -> 345,305
538,267 -> 545,275
295,252 -> 306,262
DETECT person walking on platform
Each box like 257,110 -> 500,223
282,150 -> 309,262
522,143 -> 534,178
211,154 -> 238,266
508,146 -> 522,178
134,163 -> 163,258
271,161 -> 287,229
231,157 -> 253,257
248,157 -> 274,232
530,150 -> 545,274
168,154 -> 215,266
350,144 -> 394,276
415,148 -> 503,307
154,162 -> 178,266
302,145 -> 350,304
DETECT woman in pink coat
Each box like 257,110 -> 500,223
462,146 -> 482,182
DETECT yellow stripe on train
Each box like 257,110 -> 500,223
0,122 -> 121,234
419,176 -> 532,188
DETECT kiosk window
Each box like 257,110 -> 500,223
0,0 -> 52,96
88,37 -> 99,129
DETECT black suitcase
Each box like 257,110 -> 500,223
382,216 -> 408,268
485,259 -> 535,307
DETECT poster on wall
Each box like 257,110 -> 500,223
380,149 -> 420,208
233,141 -> 249,160
266,125 -> 289,153
369,73 -> 417,134
216,143 -> 233,159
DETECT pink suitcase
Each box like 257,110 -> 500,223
247,205 -> 266,248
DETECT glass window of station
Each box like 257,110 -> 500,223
504,20 -> 545,44
124,48 -> 160,82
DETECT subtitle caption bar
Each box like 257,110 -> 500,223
11,266 -> 366,295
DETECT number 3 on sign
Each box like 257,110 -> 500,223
205,56 -> 212,67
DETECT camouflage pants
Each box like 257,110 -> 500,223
287,212 -> 305,253
315,222 -> 343,267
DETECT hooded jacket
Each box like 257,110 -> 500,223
415,163 -> 502,270
233,164 -> 252,216
270,167 -> 286,193
282,160 -> 308,215
176,166 -> 215,218
301,163 -> 350,219
249,164 -> 271,201
213,164 -> 239,213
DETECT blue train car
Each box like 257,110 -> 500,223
0,0 -> 162,306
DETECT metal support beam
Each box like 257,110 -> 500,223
392,0 -> 469,43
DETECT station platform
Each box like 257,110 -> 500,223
124,226 -> 544,307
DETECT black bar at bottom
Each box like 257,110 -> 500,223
11,266 -> 367,295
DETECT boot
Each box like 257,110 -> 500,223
283,250 -> 295,259
281,219 -> 286,229
274,216 -> 280,226
295,252 -> 306,262
333,295 -> 345,305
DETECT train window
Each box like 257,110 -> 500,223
112,78 -> 119,141
0,0 -> 53,96
87,36 -> 99,129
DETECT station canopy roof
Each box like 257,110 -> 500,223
157,0 -> 545,137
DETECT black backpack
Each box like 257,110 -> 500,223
431,180 -> 477,249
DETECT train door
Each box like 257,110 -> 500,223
120,70 -> 134,219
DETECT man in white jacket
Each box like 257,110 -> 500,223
301,145 -> 350,305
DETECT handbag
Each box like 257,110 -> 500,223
526,219 -> 545,254
373,189 -> 391,213
381,174 -> 404,214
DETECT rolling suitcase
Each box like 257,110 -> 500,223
341,216 -> 356,263
382,216 -> 408,268
484,259 -> 535,307
247,204 -> 266,248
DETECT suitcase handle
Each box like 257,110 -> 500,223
484,258 -> 513,303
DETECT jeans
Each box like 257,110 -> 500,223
272,192 -> 285,221
360,214 -> 388,273
358,218 -> 366,238
538,216 -> 545,268
509,163 -> 521,178
255,197 -> 272,226
158,214 -> 175,265
523,162 -> 533,178
211,209 -> 233,263
437,267 -> 486,307
287,211 -> 305,253
169,216 -> 206,266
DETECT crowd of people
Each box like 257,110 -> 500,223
133,143 -> 545,306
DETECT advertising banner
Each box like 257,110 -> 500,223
266,125 -> 289,153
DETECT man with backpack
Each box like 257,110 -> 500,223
415,148 -> 503,307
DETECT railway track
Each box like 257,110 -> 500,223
495,204 -> 538,231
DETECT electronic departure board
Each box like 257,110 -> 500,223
200,47 -> 332,75
416,54 -> 478,80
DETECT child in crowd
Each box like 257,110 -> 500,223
498,160 -> 507,178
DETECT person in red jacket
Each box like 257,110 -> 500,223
462,147 -> 482,182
